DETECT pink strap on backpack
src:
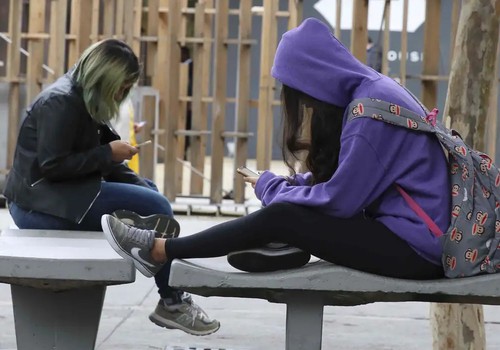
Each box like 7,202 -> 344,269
395,185 -> 443,238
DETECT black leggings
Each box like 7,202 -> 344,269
166,202 -> 444,280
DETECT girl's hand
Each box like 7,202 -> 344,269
243,176 -> 259,189
109,140 -> 138,162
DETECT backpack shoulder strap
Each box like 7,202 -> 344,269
346,98 -> 437,134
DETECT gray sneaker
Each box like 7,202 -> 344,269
112,210 -> 180,239
101,214 -> 162,278
149,295 -> 220,336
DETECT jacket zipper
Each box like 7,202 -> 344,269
30,178 -> 45,187
78,189 -> 101,224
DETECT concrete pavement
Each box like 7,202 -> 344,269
1,209 -> 500,349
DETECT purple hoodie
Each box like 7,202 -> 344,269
255,18 -> 451,266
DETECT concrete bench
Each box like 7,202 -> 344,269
0,228 -> 135,350
169,259 -> 500,350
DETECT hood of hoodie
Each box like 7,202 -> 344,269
271,17 -> 381,108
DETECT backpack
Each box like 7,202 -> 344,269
346,97 -> 500,278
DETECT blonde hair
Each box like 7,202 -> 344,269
72,39 -> 140,123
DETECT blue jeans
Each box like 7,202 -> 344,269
9,179 -> 181,300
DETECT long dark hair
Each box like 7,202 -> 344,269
281,85 -> 345,185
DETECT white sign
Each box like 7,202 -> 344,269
314,0 -> 427,33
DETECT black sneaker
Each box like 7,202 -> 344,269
112,210 -> 180,239
227,242 -> 311,273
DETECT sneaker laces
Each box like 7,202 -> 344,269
126,225 -> 155,248
186,301 -> 209,326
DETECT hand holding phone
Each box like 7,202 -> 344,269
237,166 -> 259,177
135,140 -> 152,148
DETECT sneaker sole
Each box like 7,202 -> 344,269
227,247 -> 311,273
148,312 -> 220,336
101,215 -> 155,278
112,210 -> 180,239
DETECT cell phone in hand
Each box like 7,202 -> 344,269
136,140 -> 152,148
237,166 -> 259,177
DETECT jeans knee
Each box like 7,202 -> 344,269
149,194 -> 173,216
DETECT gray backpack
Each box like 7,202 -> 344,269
346,97 -> 500,278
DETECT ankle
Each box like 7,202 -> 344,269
151,239 -> 167,263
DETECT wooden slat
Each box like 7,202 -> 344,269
91,0 -> 100,43
139,94 -> 156,181
209,0 -> 229,203
115,0 -> 125,37
6,0 -> 22,169
131,0 -> 143,56
48,0 -> 68,82
351,0 -> 368,62
26,0 -> 46,104
176,62 -> 189,194
147,0 -> 159,84
103,0 -> 115,37
421,0 -> 441,110
160,0 -> 181,200
288,0 -> 303,30
123,0 -> 135,47
68,0 -> 92,66
256,0 -> 277,170
189,0 -> 208,195
232,0 -> 253,204
175,0 -> 188,194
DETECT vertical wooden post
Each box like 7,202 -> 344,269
131,0 -> 143,56
123,0 -> 135,47
256,0 -> 277,171
147,0 -> 159,85
6,0 -> 22,169
232,0 -> 253,203
115,0 -> 125,38
381,0 -> 391,75
421,0 -> 441,110
335,0 -> 342,39
431,1 -> 500,349
400,0 -> 409,85
102,0 -> 115,37
160,0 -> 181,200
351,0 -> 368,62
91,0 -> 100,43
200,0 -> 213,192
26,0 -> 47,103
209,0 -> 229,203
68,0 -> 92,66
288,0 -> 303,30
189,0 -> 208,195
174,0 -> 188,194
48,0 -> 68,83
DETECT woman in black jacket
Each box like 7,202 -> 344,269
3,39 -> 219,336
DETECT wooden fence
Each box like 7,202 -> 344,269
0,0 -> 496,204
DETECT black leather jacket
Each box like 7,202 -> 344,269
3,72 -> 149,223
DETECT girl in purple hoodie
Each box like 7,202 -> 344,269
101,18 -> 450,283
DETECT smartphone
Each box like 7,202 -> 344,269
136,140 -> 152,148
237,166 -> 259,177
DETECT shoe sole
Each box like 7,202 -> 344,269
112,210 -> 180,239
227,247 -> 311,273
148,312 -> 220,336
101,215 -> 155,278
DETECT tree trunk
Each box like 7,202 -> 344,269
431,1 -> 500,349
